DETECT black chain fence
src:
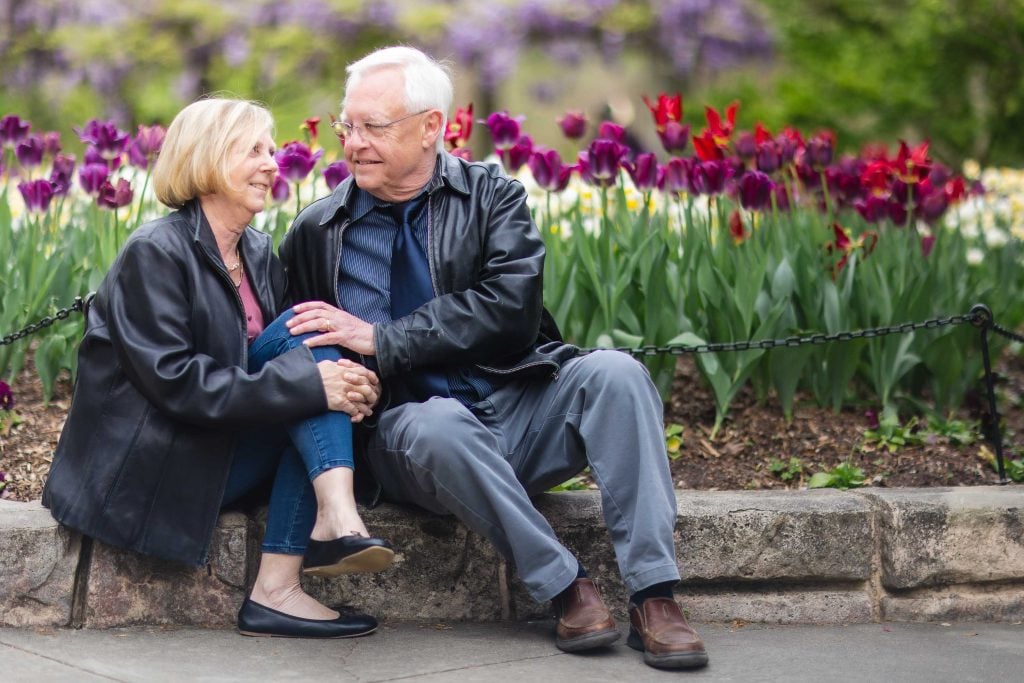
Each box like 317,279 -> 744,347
2,296 -> 1020,483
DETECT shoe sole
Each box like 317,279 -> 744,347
302,546 -> 395,577
627,629 -> 709,669
238,626 -> 378,639
555,627 -> 621,652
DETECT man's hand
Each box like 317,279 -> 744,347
289,301 -> 375,356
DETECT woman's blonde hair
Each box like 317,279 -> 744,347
152,98 -> 274,209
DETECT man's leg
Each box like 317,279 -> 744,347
486,350 -> 680,594
365,397 -> 579,603
486,350 -> 706,669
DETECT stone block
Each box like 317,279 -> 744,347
505,490 -> 875,620
83,512 -> 251,628
678,490 -> 874,582
0,500 -> 80,627
306,504 -> 508,621
681,585 -> 875,624
863,487 -> 1024,590
881,585 -> 1024,622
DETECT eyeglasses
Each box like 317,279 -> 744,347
331,109 -> 431,141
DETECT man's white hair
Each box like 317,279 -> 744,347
344,46 -> 453,153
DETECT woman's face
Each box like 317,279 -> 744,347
223,130 -> 278,218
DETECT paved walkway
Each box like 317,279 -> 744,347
3,620 -> 1022,682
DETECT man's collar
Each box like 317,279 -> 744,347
318,152 -> 471,227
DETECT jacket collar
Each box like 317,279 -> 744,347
318,152 -> 472,227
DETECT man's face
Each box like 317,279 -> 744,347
341,67 -> 439,202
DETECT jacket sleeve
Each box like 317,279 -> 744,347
103,235 -> 327,427
373,177 -> 544,377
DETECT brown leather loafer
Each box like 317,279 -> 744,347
552,578 -> 620,652
627,597 -> 708,669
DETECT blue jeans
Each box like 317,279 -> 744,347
220,310 -> 354,555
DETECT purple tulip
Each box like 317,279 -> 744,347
624,152 -> 659,191
527,148 -> 573,192
0,115 -> 30,147
854,195 -> 907,224
737,170 -> 774,210
658,121 -> 690,154
657,157 -> 693,193
772,183 -> 791,211
275,141 -> 323,183
0,379 -> 13,410
127,124 -> 166,170
577,138 -> 629,188
17,179 -> 55,213
84,145 -> 121,171
271,174 -> 290,203
78,163 -> 110,195
691,159 -> 733,195
805,131 -> 835,169
501,135 -> 534,173
756,141 -> 782,174
15,134 -> 44,168
557,111 -> 587,140
482,112 -> 523,150
77,119 -> 130,160
596,121 -> 626,144
734,132 -> 757,160
96,178 -> 134,209
49,154 -> 77,196
323,160 -> 351,191
41,131 -> 62,157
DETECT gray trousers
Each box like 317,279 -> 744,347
366,350 -> 680,603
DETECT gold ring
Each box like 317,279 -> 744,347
323,318 -> 333,332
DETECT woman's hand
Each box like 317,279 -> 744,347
316,359 -> 380,422
290,301 -> 375,356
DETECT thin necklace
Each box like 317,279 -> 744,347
227,250 -> 243,288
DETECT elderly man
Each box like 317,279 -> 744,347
279,46 -> 707,670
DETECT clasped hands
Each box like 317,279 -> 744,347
290,301 -> 378,422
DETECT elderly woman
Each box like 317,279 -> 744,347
42,98 -> 390,639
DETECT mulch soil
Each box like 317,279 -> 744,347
1,353 -> 1021,502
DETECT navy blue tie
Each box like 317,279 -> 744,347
388,196 -> 449,401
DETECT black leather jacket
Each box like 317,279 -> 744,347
42,201 -> 327,566
279,153 -> 578,390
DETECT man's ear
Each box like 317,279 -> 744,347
422,110 -> 444,150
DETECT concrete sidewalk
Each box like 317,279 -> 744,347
3,620 -> 1022,682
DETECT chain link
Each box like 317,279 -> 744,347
586,312 -> 982,357
990,322 -> 1024,345
0,296 -> 89,347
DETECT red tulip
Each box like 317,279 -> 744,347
445,104 -> 474,150
704,101 -> 739,147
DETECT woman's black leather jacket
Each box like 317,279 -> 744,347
42,201 -> 326,566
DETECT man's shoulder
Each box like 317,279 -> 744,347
441,153 -> 524,197
292,192 -> 342,233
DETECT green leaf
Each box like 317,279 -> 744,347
807,472 -> 834,489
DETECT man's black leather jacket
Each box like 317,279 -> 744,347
279,153 -> 578,388
42,201 -> 326,566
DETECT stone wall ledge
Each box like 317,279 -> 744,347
2,486 -> 1021,628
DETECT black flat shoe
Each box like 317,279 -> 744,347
302,534 -> 395,577
236,598 -> 377,639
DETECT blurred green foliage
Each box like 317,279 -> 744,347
730,0 -> 1024,167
